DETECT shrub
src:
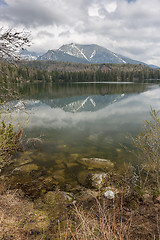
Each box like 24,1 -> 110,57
132,108 -> 160,190
0,117 -> 23,169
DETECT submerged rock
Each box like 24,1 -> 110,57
66,162 -> 79,168
77,171 -> 92,186
79,158 -> 114,169
70,153 -> 79,160
14,163 -> 39,173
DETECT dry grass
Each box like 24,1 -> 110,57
0,188 -> 49,240
0,183 -> 159,239
0,190 -> 30,239
60,196 -> 132,240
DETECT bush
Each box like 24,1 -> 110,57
132,108 -> 160,190
0,117 -> 23,169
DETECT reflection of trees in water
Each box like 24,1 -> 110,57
7,82 -> 150,100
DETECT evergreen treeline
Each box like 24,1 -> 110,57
0,60 -> 160,84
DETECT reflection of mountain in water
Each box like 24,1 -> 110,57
43,94 -> 128,112
4,85 -> 160,131
7,93 -> 129,113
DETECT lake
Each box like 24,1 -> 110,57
2,82 -> 160,194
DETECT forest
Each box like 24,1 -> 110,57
0,60 -> 160,84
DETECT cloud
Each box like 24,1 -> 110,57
1,0 -> 160,65
0,0 -> 7,5
58,30 -> 71,38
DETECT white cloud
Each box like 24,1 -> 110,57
1,0 -> 160,65
104,1 -> 117,13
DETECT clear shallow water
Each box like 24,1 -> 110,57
3,82 -> 160,192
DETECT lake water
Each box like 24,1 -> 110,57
3,82 -> 160,194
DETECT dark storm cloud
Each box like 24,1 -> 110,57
59,31 -> 71,37
0,0 -> 90,28
0,0 -> 71,27
0,0 -> 7,5
37,31 -> 54,38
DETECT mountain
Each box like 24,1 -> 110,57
149,64 -> 160,69
37,43 -> 146,65
20,49 -> 41,60
37,49 -> 88,63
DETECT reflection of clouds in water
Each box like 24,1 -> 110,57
11,87 -> 160,129
141,88 -> 160,100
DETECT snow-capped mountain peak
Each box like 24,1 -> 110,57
59,43 -> 90,61
38,43 -> 146,65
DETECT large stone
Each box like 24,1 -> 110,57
14,163 -> 39,173
44,191 -> 74,204
77,171 -> 107,189
79,158 -> 114,169
76,189 -> 99,203
91,173 -> 107,188
66,162 -> 79,168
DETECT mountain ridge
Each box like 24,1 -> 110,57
37,43 -> 146,65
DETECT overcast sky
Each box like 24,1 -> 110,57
1,0 -> 160,66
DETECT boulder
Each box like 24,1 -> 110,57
79,158 -> 114,169
44,191 -> 74,205
91,173 -> 107,188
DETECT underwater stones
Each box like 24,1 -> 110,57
116,148 -> 122,153
70,153 -> 79,160
56,144 -> 67,150
31,152 -> 47,162
66,162 -> 79,168
53,169 -> 65,176
52,169 -> 65,184
79,158 -> 114,169
14,151 -> 33,165
103,136 -> 113,144
88,133 -> 99,141
42,176 -> 56,185
77,171 -> 93,186
14,163 -> 39,173
54,162 -> 66,170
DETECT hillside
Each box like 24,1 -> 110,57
37,43 -> 146,65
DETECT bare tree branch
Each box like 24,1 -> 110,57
0,28 -> 31,63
